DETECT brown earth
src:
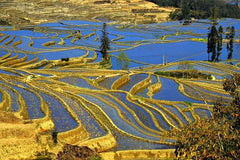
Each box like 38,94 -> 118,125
0,112 -> 38,159
0,112 -> 57,160
0,111 -> 23,123
0,112 -> 98,160
0,0 -> 175,26
57,144 -> 101,160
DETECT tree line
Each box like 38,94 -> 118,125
207,25 -> 235,62
147,0 -> 240,20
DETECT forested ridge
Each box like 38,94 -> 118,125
147,0 -> 240,20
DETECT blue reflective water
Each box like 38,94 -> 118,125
193,85 -> 231,98
41,49 -> 86,60
98,76 -> 120,89
113,41 -> 207,64
113,131 -> 174,151
0,30 -> 45,37
0,69 -> 20,76
8,84 -> 44,119
0,50 -> 9,58
60,20 -> 102,26
57,93 -> 106,138
111,56 -> 144,70
109,92 -> 163,133
59,76 -> 98,89
40,92 -> 78,132
0,85 -> 19,111
0,18 -> 239,150
194,108 -> 212,119
153,77 -> 203,103
79,93 -> 160,140
33,73 -> 53,77
25,53 -> 36,61
147,106 -> 170,131
136,75 -> 158,98
0,18 -> 239,67
184,111 -> 195,122
119,74 -> 148,91
162,104 -> 189,125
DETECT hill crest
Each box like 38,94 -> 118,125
0,0 -> 175,26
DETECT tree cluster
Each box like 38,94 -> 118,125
170,74 -> 240,159
147,0 -> 240,20
154,70 -> 212,79
207,25 -> 235,62
207,25 -> 222,62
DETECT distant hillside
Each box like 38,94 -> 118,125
0,0 -> 176,26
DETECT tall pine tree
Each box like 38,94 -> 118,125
227,26 -> 235,61
207,31 -> 211,61
226,26 -> 230,59
207,25 -> 218,62
100,23 -> 110,61
216,26 -> 223,61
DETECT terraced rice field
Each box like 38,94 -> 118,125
0,18 -> 239,153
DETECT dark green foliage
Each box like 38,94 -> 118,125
223,74 -> 240,96
211,26 -> 217,62
184,101 -> 192,107
100,23 -> 110,61
207,31 -> 211,61
226,26 -> 235,61
51,130 -> 58,144
154,71 -> 170,77
209,5 -> 219,22
94,0 -> 110,4
148,0 -> 240,20
89,155 -> 103,160
226,26 -> 230,58
235,0 -> 239,6
182,4 -> 191,20
217,26 -> 223,61
228,39 -> 233,60
116,51 -> 130,70
171,74 -> 240,159
177,62 -> 193,70
0,19 -> 10,25
154,70 -> 212,79
230,26 -> 235,39
207,25 -> 224,62
169,9 -> 182,20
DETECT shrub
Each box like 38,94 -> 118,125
57,144 -> 102,160
154,70 -> 211,80
171,74 -> 240,159
154,71 -> 170,76
184,101 -> 192,107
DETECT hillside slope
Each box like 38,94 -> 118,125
0,0 -> 175,26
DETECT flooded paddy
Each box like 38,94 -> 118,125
0,18 -> 239,151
